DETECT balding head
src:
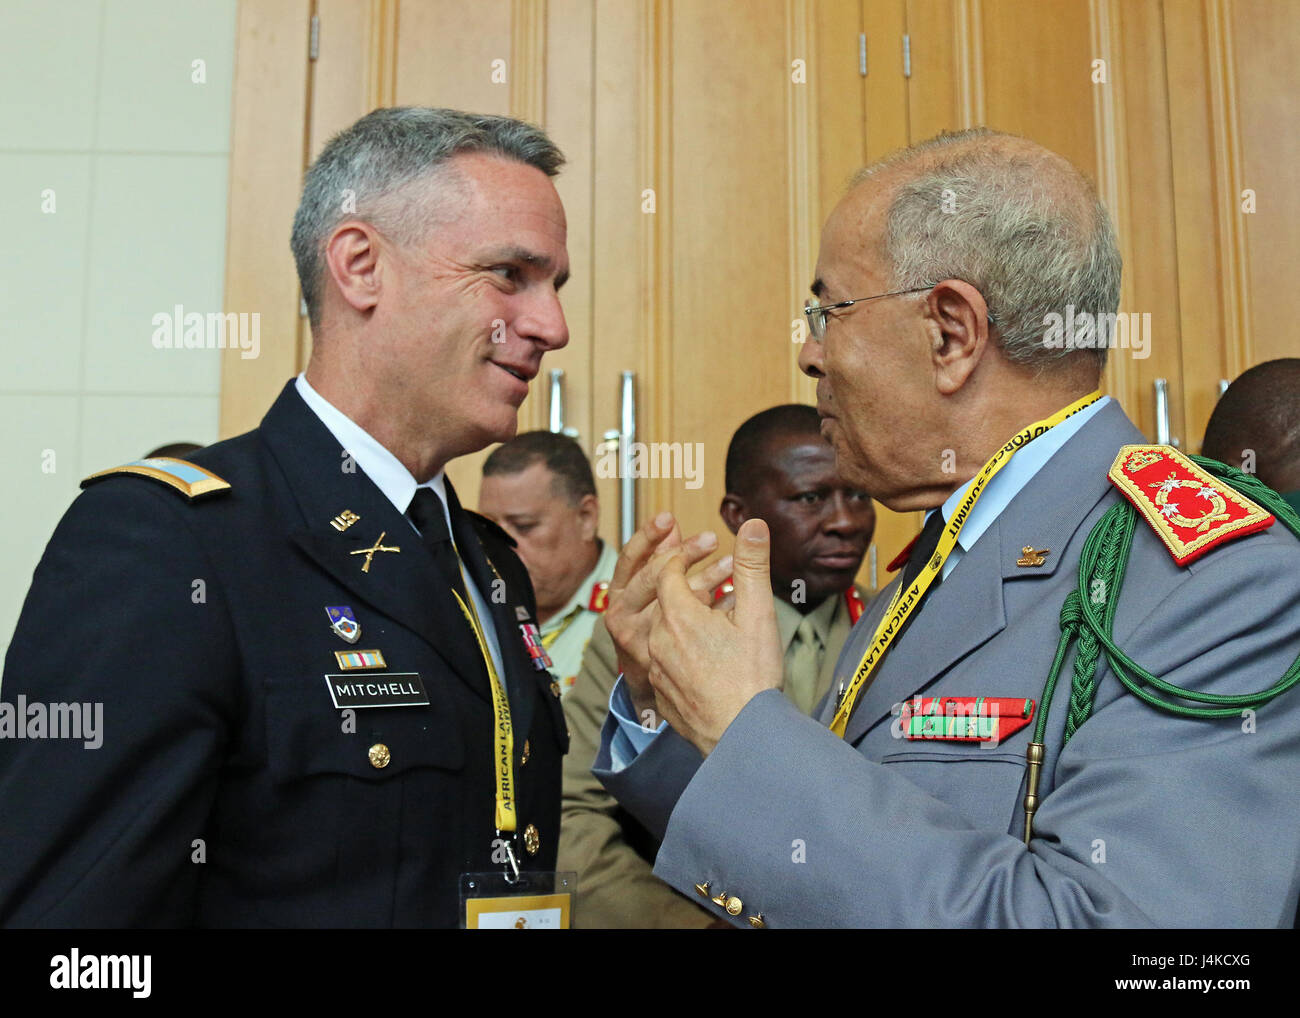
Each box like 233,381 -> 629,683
799,128 -> 1121,510
847,127 -> 1120,375
1202,359 -> 1300,494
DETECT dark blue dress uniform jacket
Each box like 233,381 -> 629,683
0,381 -> 567,927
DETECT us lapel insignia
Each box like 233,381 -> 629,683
1016,547 -> 1050,567
1108,444 -> 1274,565
330,509 -> 361,532
325,605 -> 361,643
901,696 -> 1036,743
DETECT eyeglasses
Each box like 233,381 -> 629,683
802,287 -> 932,341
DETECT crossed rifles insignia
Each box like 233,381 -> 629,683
350,531 -> 401,573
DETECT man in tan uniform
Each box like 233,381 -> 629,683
559,404 -> 876,926
479,431 -> 617,696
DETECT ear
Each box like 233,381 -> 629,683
323,222 -> 384,316
719,494 -> 746,536
577,493 -> 600,542
925,279 -> 991,395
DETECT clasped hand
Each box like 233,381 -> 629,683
602,512 -> 785,756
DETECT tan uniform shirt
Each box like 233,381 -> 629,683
540,540 -> 618,698
558,586 -> 868,927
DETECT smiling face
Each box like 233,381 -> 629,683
797,178 -> 940,507
370,152 -> 570,465
723,433 -> 876,606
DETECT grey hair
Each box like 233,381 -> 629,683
290,106 -> 565,329
857,127 -> 1121,371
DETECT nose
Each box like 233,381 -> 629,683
517,287 -> 569,352
798,333 -> 823,378
824,491 -> 875,543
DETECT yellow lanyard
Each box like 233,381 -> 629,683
540,605 -> 582,650
828,391 -> 1103,738
450,561 -> 517,834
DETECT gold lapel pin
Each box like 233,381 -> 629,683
350,531 -> 401,573
330,509 -> 361,532
1016,547 -> 1050,567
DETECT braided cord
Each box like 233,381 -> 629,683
1035,460 -> 1300,746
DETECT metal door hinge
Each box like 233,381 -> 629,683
903,34 -> 911,78
859,33 -> 867,76
309,13 -> 320,61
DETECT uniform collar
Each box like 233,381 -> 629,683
774,589 -> 843,654
295,372 -> 445,522
539,539 -> 618,634
933,395 -> 1112,553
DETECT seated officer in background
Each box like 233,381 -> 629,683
1202,358 -> 1300,516
478,431 -> 617,696
0,107 -> 599,927
558,404 -> 875,927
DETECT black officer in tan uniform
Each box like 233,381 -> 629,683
0,108 -> 575,927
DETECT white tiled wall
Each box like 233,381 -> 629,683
0,0 -> 237,658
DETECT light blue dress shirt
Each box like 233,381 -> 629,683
606,395 -> 1112,769
294,373 -> 507,680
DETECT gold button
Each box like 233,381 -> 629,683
694,881 -> 711,898
711,891 -> 728,908
747,913 -> 766,928
550,680 -> 561,698
523,823 -> 540,856
725,896 -> 743,916
520,739 -> 530,766
367,743 -> 390,769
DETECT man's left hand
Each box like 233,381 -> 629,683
647,518 -> 785,756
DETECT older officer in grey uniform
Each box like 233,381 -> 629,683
593,128 -> 1300,928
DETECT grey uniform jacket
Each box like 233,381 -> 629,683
594,402 -> 1300,927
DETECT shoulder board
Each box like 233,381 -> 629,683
463,509 -> 517,549
81,457 -> 230,502
1108,444 -> 1274,565
588,580 -> 610,613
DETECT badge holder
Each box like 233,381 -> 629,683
459,868 -> 576,929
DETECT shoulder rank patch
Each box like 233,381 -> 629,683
588,580 -> 609,613
80,457 -> 230,501
901,696 -> 1035,743
1108,444 -> 1274,565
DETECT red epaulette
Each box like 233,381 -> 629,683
1108,445 -> 1274,565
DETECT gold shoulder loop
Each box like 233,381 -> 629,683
80,457 -> 231,502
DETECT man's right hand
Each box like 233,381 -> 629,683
604,512 -> 732,727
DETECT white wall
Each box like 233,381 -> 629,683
0,0 -> 237,658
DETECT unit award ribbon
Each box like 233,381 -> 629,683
828,390 -> 1103,738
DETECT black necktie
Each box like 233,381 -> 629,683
894,507 -> 947,642
407,487 -> 471,608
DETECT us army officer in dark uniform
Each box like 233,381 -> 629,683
0,107 -> 620,927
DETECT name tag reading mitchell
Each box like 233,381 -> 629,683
324,672 -> 429,709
